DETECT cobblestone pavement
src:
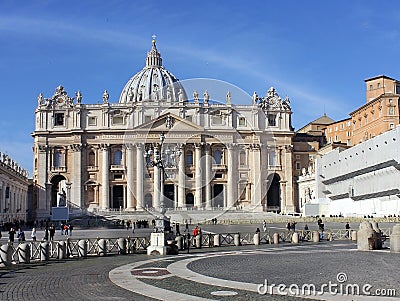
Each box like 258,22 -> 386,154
1,234 -> 399,300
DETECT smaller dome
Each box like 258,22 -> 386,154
119,38 -> 186,103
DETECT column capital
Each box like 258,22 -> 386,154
124,143 -> 134,150
70,143 -> 83,152
134,142 -> 145,150
100,143 -> 110,150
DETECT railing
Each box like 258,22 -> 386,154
3,236 -> 150,265
1,228 -> 391,268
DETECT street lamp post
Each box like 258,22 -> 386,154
144,132 -> 179,233
145,133 -> 181,255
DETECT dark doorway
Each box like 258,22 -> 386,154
186,193 -> 194,207
112,185 -> 124,209
267,174 -> 281,211
144,193 -> 152,209
50,175 -> 67,207
212,184 -> 224,208
164,184 -> 175,209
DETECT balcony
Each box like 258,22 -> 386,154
110,165 -> 125,171
51,166 -> 66,172
212,164 -> 227,171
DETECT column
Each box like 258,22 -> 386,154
71,144 -> 82,209
226,144 -> 237,208
204,145 -> 212,209
195,143 -> 202,208
153,149 -> 160,210
280,181 -> 287,212
136,144 -> 144,210
101,145 -> 109,210
126,144 -> 134,210
178,145 -> 185,208
251,144 -> 262,207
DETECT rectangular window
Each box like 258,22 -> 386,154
389,107 -> 395,115
295,161 -> 301,170
88,116 -> 97,126
396,85 -> 400,94
377,83 -> 381,88
347,139 -> 351,146
334,126 -> 338,131
55,113 -> 64,126
346,121 -> 351,127
268,114 -> 276,126
369,84 -> 373,91
390,123 -> 394,129
340,124 -> 344,129
113,116 -> 124,125
268,150 -> 276,166
334,135 -> 338,141
212,116 -> 223,125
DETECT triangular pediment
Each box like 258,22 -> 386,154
133,113 -> 204,133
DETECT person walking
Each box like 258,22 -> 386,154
132,221 -> 135,234
262,220 -> 267,232
44,226 -> 49,241
68,224 -> 73,236
31,227 -> 37,241
8,227 -> 16,244
345,222 -> 350,238
17,228 -> 25,243
49,224 -> 55,241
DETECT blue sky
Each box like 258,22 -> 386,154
1,0 -> 400,174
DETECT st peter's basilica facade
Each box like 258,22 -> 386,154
32,38 -> 295,219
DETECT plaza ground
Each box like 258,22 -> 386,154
0,222 -> 399,300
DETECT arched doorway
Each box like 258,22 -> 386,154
50,175 -> 67,207
144,193 -> 152,209
266,173 -> 281,212
186,193 -> 194,208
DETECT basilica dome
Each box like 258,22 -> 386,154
119,38 -> 186,103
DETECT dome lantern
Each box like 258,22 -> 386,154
119,36 -> 186,104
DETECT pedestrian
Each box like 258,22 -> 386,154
132,221 -> 135,234
262,220 -> 267,232
17,228 -> 25,242
8,227 -> 16,243
304,224 -> 309,231
175,223 -> 180,236
192,226 -> 198,237
126,220 -> 131,231
345,222 -> 350,238
64,224 -> 69,236
69,224 -> 73,236
44,226 -> 49,241
60,222 -> 64,235
256,227 -> 261,233
290,221 -> 297,231
286,222 -> 291,232
185,221 -> 189,232
49,224 -> 55,241
31,227 -> 37,241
